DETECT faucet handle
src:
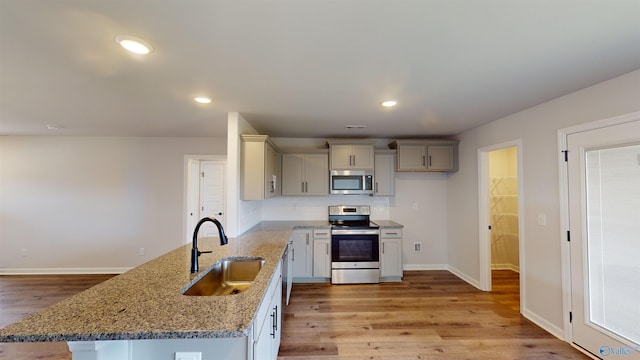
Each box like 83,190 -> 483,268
198,250 -> 212,255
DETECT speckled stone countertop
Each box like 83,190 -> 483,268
0,221 -> 327,343
372,220 -> 404,228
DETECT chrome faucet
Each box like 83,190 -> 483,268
190,217 -> 229,273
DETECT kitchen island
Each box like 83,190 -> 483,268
0,221 -> 325,360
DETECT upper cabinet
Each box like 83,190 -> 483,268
374,150 -> 395,196
240,134 -> 281,200
389,139 -> 459,172
281,152 -> 329,196
328,140 -> 375,170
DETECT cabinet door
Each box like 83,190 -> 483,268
269,279 -> 283,360
254,313 -> 271,360
281,154 -> 305,196
330,144 -> 353,169
351,144 -> 374,170
313,239 -> 331,278
397,144 -> 426,171
290,230 -> 312,278
304,154 -> 329,195
427,145 -> 454,171
264,144 -> 279,198
380,238 -> 403,278
374,152 -> 395,196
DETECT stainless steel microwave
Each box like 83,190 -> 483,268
330,170 -> 374,195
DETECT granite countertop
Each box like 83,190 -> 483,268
372,220 -> 404,228
0,221 -> 309,343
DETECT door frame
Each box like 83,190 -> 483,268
557,110 -> 640,342
477,139 -> 524,306
183,155 -> 227,245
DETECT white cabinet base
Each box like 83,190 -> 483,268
68,338 -> 249,360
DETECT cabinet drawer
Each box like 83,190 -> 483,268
381,229 -> 402,238
313,228 -> 331,239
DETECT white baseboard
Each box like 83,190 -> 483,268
491,263 -> 520,273
522,307 -> 566,340
447,265 -> 481,289
403,264 -> 448,271
0,268 -> 131,275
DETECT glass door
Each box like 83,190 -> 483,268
567,120 -> 640,359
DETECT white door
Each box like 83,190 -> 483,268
567,120 -> 640,358
199,161 -> 225,237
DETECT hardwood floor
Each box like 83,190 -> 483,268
0,274 -> 115,360
279,271 -> 590,359
0,271 -> 589,359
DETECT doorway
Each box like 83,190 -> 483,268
478,140 -> 524,304
184,156 -> 226,243
560,114 -> 639,358
489,147 -> 520,274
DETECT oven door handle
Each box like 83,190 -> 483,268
331,229 -> 380,235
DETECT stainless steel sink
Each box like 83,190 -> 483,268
182,257 -> 265,296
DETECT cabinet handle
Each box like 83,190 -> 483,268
305,181 -> 308,193
326,243 -> 329,255
375,182 -> 379,193
291,248 -> 295,262
301,182 -> 305,193
422,155 -> 425,167
382,243 -> 385,254
268,305 -> 278,338
386,232 -> 398,235
429,155 -> 432,167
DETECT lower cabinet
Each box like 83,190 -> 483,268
380,228 -> 403,281
253,262 -> 282,360
290,229 -> 313,280
312,229 -> 331,279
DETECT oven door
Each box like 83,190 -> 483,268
331,229 -> 380,284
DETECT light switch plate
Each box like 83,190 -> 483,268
175,352 -> 202,360
538,213 -> 547,226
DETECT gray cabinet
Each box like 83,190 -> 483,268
253,262 -> 282,360
389,140 -> 459,172
374,150 -> 395,196
281,153 -> 329,196
241,135 -> 281,200
328,140 -> 375,170
290,229 -> 312,279
380,228 -> 403,281
312,229 -> 331,279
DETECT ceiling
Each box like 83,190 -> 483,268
1,0 -> 639,139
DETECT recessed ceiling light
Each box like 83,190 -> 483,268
381,100 -> 397,108
194,96 -> 212,104
115,35 -> 153,55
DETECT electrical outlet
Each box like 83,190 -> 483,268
175,352 -> 201,360
139,247 -> 146,256
412,203 -> 419,210
413,242 -> 421,252
21,248 -> 28,257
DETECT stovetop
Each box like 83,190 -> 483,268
329,220 -> 380,230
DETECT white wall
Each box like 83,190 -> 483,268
447,69 -> 640,336
390,172 -> 449,269
226,112 -> 262,236
0,136 -> 225,273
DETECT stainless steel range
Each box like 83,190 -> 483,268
329,205 -> 380,284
